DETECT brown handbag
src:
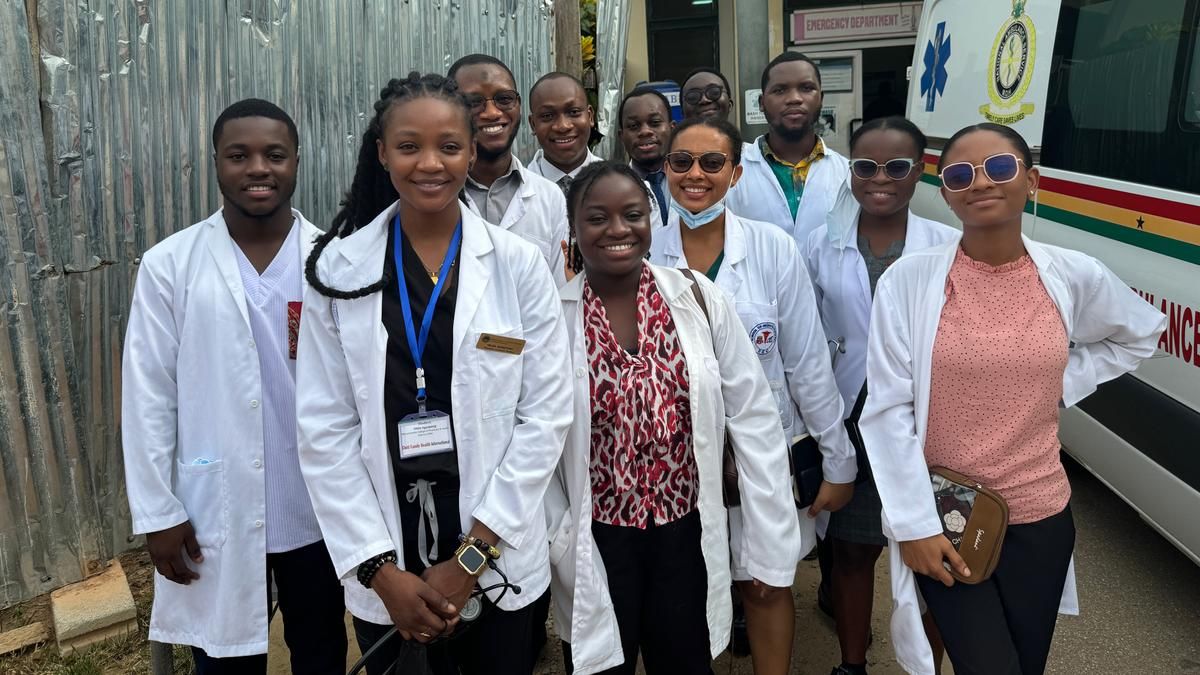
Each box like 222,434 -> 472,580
929,466 -> 1009,584
680,269 -> 742,506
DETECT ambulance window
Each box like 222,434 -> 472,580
1040,0 -> 1198,193
1187,18 -> 1200,125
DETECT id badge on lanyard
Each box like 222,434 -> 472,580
394,214 -> 462,459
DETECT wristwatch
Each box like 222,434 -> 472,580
454,540 -> 489,576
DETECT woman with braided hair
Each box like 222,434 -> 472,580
295,72 -> 573,675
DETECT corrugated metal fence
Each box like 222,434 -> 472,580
0,0 -> 560,607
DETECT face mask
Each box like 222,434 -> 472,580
671,174 -> 736,230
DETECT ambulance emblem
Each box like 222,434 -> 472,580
979,0 -> 1037,124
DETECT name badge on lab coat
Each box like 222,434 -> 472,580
399,410 -> 455,459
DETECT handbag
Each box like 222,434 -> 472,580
929,466 -> 1009,584
843,382 -> 875,485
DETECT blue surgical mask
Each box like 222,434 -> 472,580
670,174 -> 736,229
671,200 -> 726,229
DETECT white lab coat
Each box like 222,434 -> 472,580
802,208 -> 959,414
649,210 -> 855,560
295,202 -> 572,624
462,155 -> 570,286
726,138 -> 849,246
122,209 -> 321,657
861,235 -> 1167,675
547,265 -> 801,675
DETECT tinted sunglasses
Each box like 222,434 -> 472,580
850,158 -> 919,181
464,89 -> 520,113
939,153 -> 1024,192
682,84 -> 726,106
665,151 -> 730,174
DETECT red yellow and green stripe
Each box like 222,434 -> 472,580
919,154 -> 1200,266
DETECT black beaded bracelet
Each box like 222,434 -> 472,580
357,550 -> 398,589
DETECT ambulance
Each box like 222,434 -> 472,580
905,0 -> 1200,563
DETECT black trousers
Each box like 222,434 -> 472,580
353,595 -> 537,675
563,510 -> 713,675
191,539 -> 347,675
916,505 -> 1075,675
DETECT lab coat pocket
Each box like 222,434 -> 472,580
475,327 -> 525,419
548,515 -> 573,565
175,460 -> 229,550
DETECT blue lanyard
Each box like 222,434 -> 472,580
392,214 -> 462,410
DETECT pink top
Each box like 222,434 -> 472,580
925,249 -> 1071,524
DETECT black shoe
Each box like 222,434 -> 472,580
730,602 -> 751,657
830,664 -> 868,675
817,581 -> 835,619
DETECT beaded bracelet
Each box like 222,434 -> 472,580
357,550 -> 398,589
457,534 -> 500,560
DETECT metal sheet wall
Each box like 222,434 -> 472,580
593,0 -> 632,160
0,0 -> 553,607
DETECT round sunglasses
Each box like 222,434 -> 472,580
850,158 -> 919,181
938,153 -> 1024,192
463,89 -> 520,113
682,84 -> 726,106
665,151 -> 730,174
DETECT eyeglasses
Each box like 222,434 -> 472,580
850,158 -> 919,181
463,89 -> 520,113
682,84 -> 726,106
938,153 -> 1024,192
665,151 -> 730,174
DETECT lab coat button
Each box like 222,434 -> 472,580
250,399 -> 260,408
249,340 -> 256,349
575,368 -> 585,378
252,459 -> 262,468
254,520 -> 263,528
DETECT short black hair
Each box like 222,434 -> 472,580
668,115 -> 744,166
761,52 -> 822,91
529,71 -> 585,101
937,122 -> 1033,171
681,67 -> 732,97
850,116 -> 928,158
211,98 -> 298,151
448,53 -> 516,84
618,86 -> 672,126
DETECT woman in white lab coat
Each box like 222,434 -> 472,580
801,116 -> 957,675
547,162 -> 800,675
295,72 -> 572,675
860,123 -> 1166,675
648,116 -> 855,675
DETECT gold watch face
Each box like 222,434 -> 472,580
458,544 -> 487,575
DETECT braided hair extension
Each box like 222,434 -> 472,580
563,161 -> 654,274
305,72 -> 474,299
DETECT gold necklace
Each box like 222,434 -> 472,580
424,259 -> 455,284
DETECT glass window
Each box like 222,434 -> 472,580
647,0 -> 716,21
1186,15 -> 1200,125
1040,0 -> 1199,193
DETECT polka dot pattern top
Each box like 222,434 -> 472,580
925,248 -> 1071,524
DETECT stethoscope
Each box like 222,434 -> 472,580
346,559 -> 522,675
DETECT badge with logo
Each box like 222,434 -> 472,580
979,0 -> 1037,124
750,322 -> 777,357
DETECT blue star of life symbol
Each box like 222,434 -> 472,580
921,21 -> 951,112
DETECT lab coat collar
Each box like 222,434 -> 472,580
742,136 -> 768,166
659,209 -> 747,267
559,260 -> 694,307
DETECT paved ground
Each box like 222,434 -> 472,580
267,456 -> 1200,674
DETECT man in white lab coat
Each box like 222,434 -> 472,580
449,55 -> 570,286
525,72 -> 665,230
121,100 -> 345,673
727,52 -> 849,245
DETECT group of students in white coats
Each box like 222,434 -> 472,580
120,48 -> 1167,675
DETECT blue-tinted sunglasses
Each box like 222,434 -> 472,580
938,153 -> 1024,192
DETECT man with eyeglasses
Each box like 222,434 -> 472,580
680,68 -> 734,121
449,54 -> 569,286
727,52 -> 850,246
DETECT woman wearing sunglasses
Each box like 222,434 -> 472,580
548,162 -> 799,674
860,123 -> 1166,675
649,116 -> 856,675
801,116 -> 958,675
